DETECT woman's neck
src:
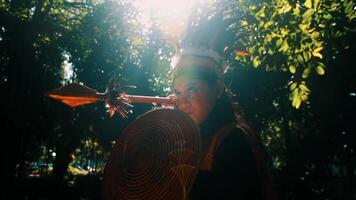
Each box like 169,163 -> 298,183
199,93 -> 235,139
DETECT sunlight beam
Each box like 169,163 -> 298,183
133,0 -> 204,43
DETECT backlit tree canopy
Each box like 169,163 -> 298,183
0,0 -> 355,199
229,0 -> 355,109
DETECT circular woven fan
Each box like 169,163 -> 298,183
102,108 -> 201,200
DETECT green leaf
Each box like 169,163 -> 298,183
313,46 -> 323,53
293,98 -> 302,109
256,7 -> 266,18
301,94 -> 308,101
312,52 -> 323,59
303,51 -> 311,61
302,67 -> 311,78
311,31 -> 320,39
258,46 -> 266,54
258,21 -> 264,28
248,46 -> 255,53
344,0 -> 354,14
292,89 -> 302,109
276,38 -> 283,47
299,23 -> 309,31
263,21 -> 273,29
303,9 -> 314,20
241,20 -> 248,26
289,65 -> 296,74
249,5 -> 257,10
305,0 -> 312,9
268,48 -> 274,55
314,0 -> 320,9
318,62 -> 326,68
264,34 -> 272,43
297,55 -> 304,63
282,3 -> 292,13
290,82 -> 297,90
252,57 -> 261,68
299,83 -> 310,92
323,13 -> 333,20
293,5 -> 301,16
316,66 -> 325,75
281,28 -> 289,36
279,40 -> 289,52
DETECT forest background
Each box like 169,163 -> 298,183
0,0 -> 355,199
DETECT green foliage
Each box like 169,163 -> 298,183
289,81 -> 310,109
62,1 -> 136,89
68,138 -> 107,175
220,0 -> 355,171
134,26 -> 174,96
230,0 -> 355,109
260,117 -> 286,169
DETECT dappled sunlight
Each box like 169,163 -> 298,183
68,138 -> 107,176
133,0 -> 204,43
61,52 -> 74,85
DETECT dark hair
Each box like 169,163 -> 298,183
199,91 -> 235,136
172,64 -> 218,87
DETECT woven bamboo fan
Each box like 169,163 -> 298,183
102,108 -> 201,200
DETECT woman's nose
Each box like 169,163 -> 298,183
176,92 -> 191,109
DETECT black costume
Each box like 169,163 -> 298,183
189,93 -> 269,200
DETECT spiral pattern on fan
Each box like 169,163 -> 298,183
102,108 -> 201,200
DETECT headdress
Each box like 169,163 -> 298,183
170,46 -> 228,79
170,12 -> 233,80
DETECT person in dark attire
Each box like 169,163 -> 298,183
170,12 -> 277,200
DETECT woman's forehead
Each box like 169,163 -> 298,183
173,77 -> 204,89
175,55 -> 216,69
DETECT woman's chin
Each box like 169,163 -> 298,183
185,112 -> 203,125
188,115 -> 199,125
191,116 -> 203,125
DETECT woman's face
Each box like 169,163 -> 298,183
173,76 -> 218,125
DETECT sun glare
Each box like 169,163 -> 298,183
133,0 -> 204,43
61,52 -> 74,84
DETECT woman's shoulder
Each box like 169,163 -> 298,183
210,124 -> 261,199
200,123 -> 254,171
214,125 -> 254,160
213,123 -> 250,154
222,124 -> 248,142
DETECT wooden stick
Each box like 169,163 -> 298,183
124,95 -> 174,106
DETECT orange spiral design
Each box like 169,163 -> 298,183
102,108 -> 201,200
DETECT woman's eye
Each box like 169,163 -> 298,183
187,86 -> 199,94
174,91 -> 181,96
